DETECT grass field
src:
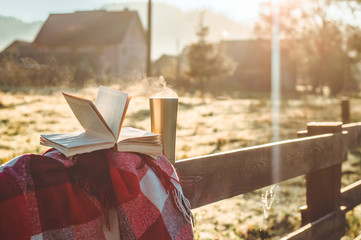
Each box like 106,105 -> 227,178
1,86 -> 361,239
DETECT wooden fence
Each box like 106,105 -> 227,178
174,98 -> 361,239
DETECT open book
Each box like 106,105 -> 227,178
40,86 -> 162,157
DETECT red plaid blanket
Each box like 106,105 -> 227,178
0,149 -> 193,240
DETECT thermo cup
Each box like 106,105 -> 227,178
149,97 -> 178,164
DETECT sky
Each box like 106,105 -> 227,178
0,0 -> 263,22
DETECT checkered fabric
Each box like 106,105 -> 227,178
0,149 -> 193,240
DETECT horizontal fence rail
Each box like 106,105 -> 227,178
343,122 -> 361,148
281,207 -> 346,240
341,179 -> 361,210
175,132 -> 347,209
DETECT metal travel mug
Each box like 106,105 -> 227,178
149,97 -> 178,164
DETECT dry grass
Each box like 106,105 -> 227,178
1,86 -> 361,239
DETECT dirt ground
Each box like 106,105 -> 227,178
1,86 -> 361,239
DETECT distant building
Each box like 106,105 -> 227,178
154,39 -> 297,92
0,39 -> 73,87
220,39 -> 297,92
1,40 -> 36,57
152,54 -> 179,85
33,9 -> 147,79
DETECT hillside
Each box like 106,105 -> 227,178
0,15 -> 42,51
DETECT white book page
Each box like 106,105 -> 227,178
41,132 -> 113,148
95,86 -> 129,140
41,132 -> 115,157
116,144 -> 162,156
117,127 -> 158,141
63,93 -> 115,142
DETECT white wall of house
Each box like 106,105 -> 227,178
98,16 -> 146,79
117,16 -> 146,77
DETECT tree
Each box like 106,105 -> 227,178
186,13 -> 235,97
254,0 -> 361,95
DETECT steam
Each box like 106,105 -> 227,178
261,185 -> 279,218
125,76 -> 178,98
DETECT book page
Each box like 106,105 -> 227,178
116,143 -> 162,156
117,127 -> 159,141
40,132 -> 115,157
63,93 -> 115,142
41,132 -> 113,148
115,127 -> 162,156
95,86 -> 130,140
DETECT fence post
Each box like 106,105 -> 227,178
300,122 -> 344,227
341,97 -> 350,124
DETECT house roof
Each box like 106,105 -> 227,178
154,54 -> 177,65
3,40 -> 32,52
33,10 -> 145,47
1,40 -> 37,56
221,39 -> 294,64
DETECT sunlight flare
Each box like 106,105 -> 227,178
263,0 -> 282,219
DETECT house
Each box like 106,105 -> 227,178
1,40 -> 36,57
0,39 -> 71,87
33,9 -> 147,79
152,54 -> 179,86
220,39 -> 297,92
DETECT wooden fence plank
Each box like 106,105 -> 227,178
341,97 -> 350,124
301,122 -> 344,226
281,208 -> 346,240
176,132 -> 347,209
341,179 -> 361,210
302,123 -> 361,149
343,123 -> 361,148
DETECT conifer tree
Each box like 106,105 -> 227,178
186,13 -> 235,97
